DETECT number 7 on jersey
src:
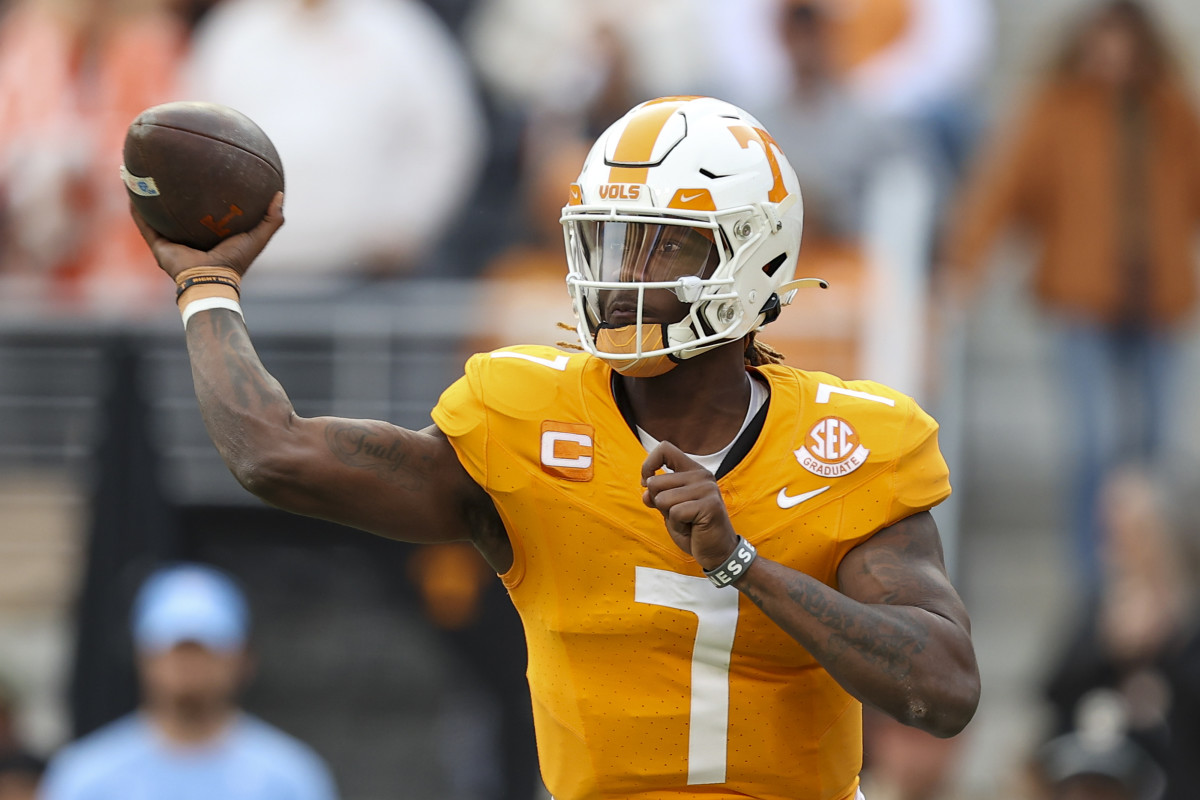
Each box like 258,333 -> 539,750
635,567 -> 741,785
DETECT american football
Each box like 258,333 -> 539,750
121,101 -> 284,250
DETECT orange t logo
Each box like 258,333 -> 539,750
201,205 -> 245,237
726,125 -> 789,203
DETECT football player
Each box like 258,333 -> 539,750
133,96 -> 980,800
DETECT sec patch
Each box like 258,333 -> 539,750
794,416 -> 869,478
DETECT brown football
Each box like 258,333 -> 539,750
122,101 -> 284,250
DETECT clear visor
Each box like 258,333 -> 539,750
574,221 -> 721,283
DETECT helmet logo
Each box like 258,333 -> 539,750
666,188 -> 716,211
727,124 -> 789,203
794,416 -> 869,477
598,184 -> 643,201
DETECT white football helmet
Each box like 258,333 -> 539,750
561,96 -> 821,377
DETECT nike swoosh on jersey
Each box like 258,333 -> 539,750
776,485 -> 831,509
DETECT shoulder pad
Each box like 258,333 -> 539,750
464,345 -> 590,418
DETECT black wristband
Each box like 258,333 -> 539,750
703,535 -> 758,588
175,274 -> 241,298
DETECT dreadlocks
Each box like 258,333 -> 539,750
745,333 -> 786,366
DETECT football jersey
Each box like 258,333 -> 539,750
431,345 -> 950,800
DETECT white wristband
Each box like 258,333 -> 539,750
703,535 -> 758,588
181,297 -> 244,328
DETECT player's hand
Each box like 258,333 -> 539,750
129,191 -> 285,281
641,441 -> 738,570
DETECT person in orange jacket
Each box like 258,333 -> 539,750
942,0 -> 1200,593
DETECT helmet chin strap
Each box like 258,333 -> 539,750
594,323 -> 680,377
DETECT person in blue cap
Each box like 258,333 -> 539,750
39,563 -> 338,800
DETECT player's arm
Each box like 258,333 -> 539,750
738,512 -> 978,737
642,442 -> 979,737
184,308 -> 496,545
131,196 -> 510,569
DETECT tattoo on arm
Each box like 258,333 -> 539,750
740,569 -> 929,683
325,420 -> 432,490
213,310 -> 290,413
191,311 -> 291,443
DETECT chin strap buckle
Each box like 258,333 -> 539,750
758,293 -> 783,326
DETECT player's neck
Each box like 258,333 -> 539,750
618,345 -> 752,455
144,698 -> 238,746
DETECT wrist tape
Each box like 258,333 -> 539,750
181,296 -> 243,328
703,535 -> 758,587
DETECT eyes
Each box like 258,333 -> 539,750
606,234 -> 685,254
580,221 -> 721,283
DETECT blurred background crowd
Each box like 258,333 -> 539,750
2,0 -> 1200,798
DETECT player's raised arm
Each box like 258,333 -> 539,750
129,196 -> 500,561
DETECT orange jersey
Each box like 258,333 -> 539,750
431,345 -> 950,800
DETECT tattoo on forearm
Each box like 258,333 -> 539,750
744,575 -> 927,683
325,421 -> 430,489
212,311 -> 289,414
191,311 -> 289,445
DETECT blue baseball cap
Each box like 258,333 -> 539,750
131,564 -> 249,653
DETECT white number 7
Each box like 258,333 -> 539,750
815,382 -> 895,406
489,351 -> 570,370
635,567 -> 740,785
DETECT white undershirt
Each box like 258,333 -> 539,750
637,375 -> 768,473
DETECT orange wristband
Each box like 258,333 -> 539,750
175,266 -> 242,310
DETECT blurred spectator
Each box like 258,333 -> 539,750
756,0 -> 923,243
407,544 -> 542,800
0,752 -> 44,800
1041,466 -> 1200,800
463,135 -> 589,353
463,0 -> 712,136
0,678 -> 44,800
859,707 -> 963,800
1035,690 -> 1166,800
752,0 -> 937,388
825,0 -> 994,178
0,679 -> 25,757
941,0 -> 1200,592
181,0 -> 486,286
39,564 -> 338,800
0,0 -> 187,311
691,0 -> 994,182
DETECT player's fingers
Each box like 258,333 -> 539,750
129,200 -> 214,279
641,441 -> 706,485
640,447 -> 666,484
257,191 -> 285,231
647,482 -> 712,518
665,499 -> 707,534
642,470 -> 707,514
211,192 -> 285,274
643,469 -> 694,493
128,201 -> 163,247
655,440 -> 702,473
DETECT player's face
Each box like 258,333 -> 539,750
139,641 -> 249,709
580,222 -> 720,327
